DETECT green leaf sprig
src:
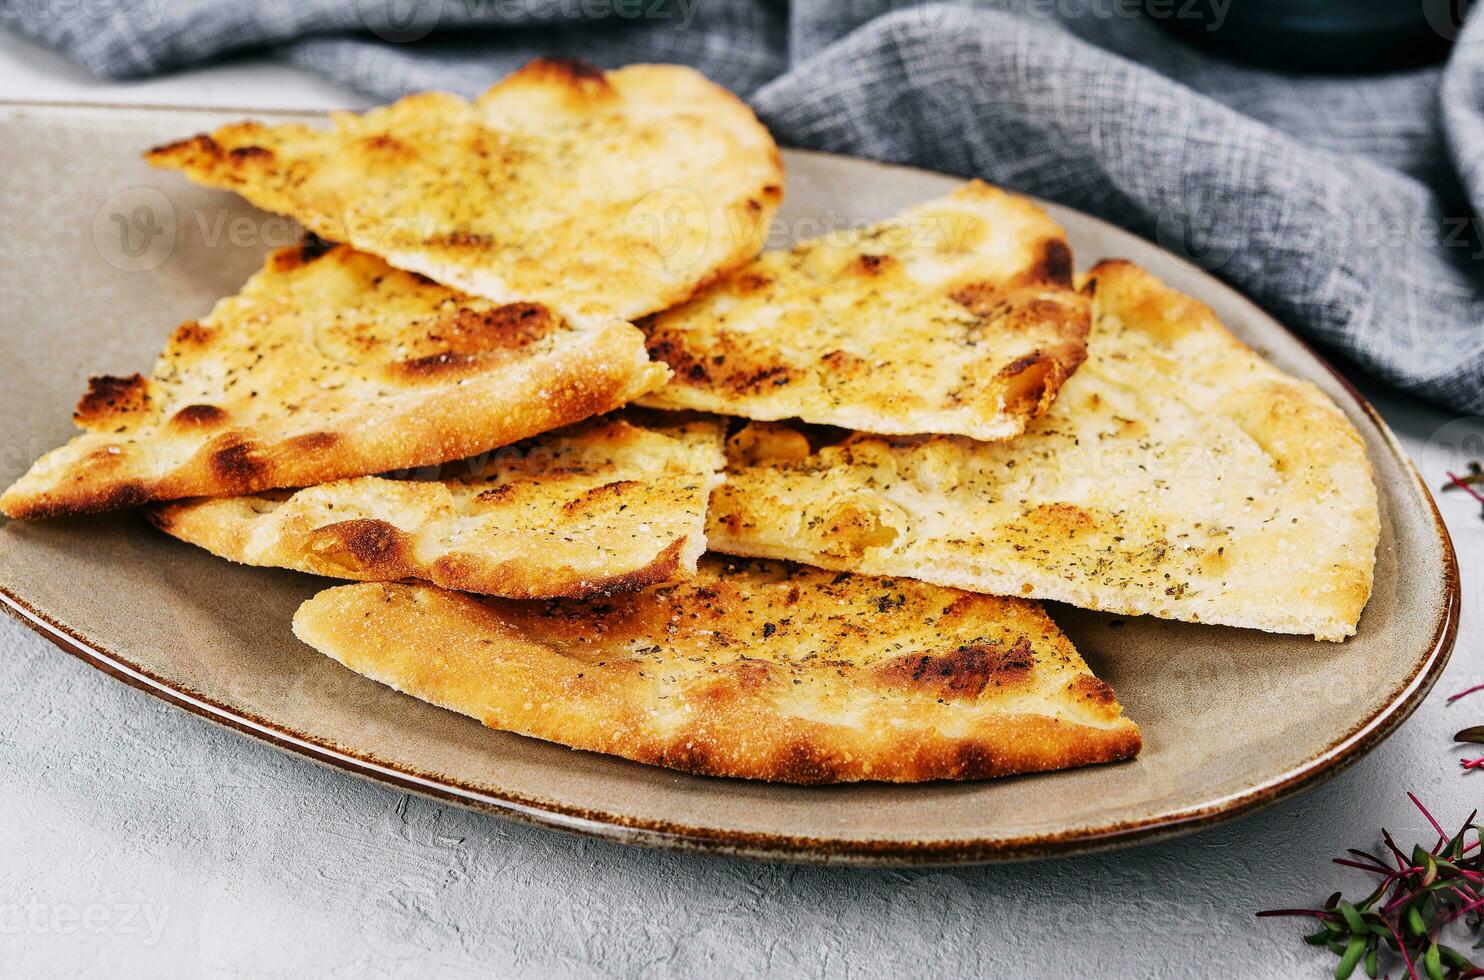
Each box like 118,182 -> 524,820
1259,794 -> 1484,979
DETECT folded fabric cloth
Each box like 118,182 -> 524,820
5,0 -> 1482,414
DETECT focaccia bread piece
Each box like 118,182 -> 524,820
146,59 -> 783,322
709,261 -> 1379,641
148,415 -> 724,599
637,181 -> 1090,440
0,242 -> 668,520
293,558 -> 1141,783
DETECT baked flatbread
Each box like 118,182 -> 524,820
293,558 -> 1141,783
146,59 -> 783,322
0,241 -> 667,520
708,261 -> 1379,641
637,181 -> 1090,440
148,415 -> 723,599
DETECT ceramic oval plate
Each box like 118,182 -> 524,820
0,103 -> 1458,865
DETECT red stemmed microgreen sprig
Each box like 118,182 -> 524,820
1442,464 -> 1484,519
1451,683 -> 1484,772
1258,794 -> 1484,979
1443,467 -> 1484,767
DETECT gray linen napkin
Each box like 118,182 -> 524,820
5,0 -> 1481,413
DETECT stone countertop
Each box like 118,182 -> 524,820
0,30 -> 1478,979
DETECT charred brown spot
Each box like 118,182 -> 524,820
0,476 -> 150,519
170,403 -> 228,429
146,133 -> 218,160
727,364 -> 794,394
307,518 -> 415,577
100,481 -> 149,512
228,145 -> 273,162
770,740 -> 843,785
732,271 -> 773,293
654,737 -> 709,775
445,303 -> 555,352
876,638 -> 1035,700
518,57 -> 611,88
820,349 -> 866,374
532,589 -> 646,630
395,351 -> 480,377
74,374 -> 149,425
854,253 -> 892,275
476,484 -> 517,503
429,230 -> 493,250
644,334 -> 708,384
950,281 -> 1006,316
208,436 -> 266,489
299,233 -> 336,262
394,303 -> 557,378
288,431 -> 340,452
273,234 -> 339,270
361,133 -> 406,153
1019,238 -> 1074,287
1071,674 -> 1117,707
950,740 -> 1006,779
169,320 -> 215,349
561,479 -> 642,516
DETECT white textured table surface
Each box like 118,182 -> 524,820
1,32 -> 1479,979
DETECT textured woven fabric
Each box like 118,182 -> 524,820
5,0 -> 1482,412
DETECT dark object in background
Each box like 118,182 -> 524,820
1148,0 -> 1472,73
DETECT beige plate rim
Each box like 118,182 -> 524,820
0,101 -> 1461,865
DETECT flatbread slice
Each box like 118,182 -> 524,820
293,558 -> 1141,783
147,414 -> 724,599
0,241 -> 668,520
708,261 -> 1379,641
146,59 -> 783,322
637,181 -> 1090,440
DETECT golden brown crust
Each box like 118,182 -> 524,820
637,181 -> 1090,440
292,558 -> 1141,784
1,243 -> 669,519
146,60 -> 784,322
708,262 -> 1380,641
147,415 -> 725,598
